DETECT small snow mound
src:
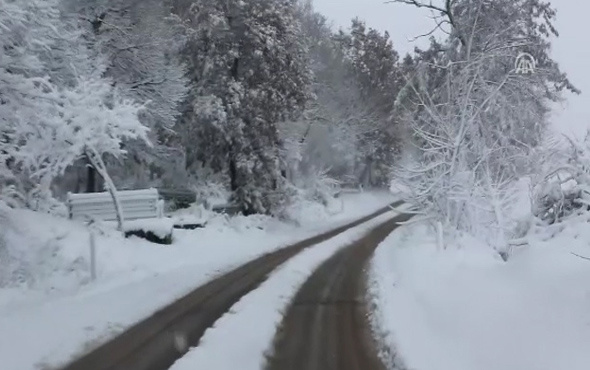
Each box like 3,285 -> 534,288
0,205 -> 95,292
123,218 -> 174,239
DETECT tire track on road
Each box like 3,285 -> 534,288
265,212 -> 411,370
60,201 -> 403,370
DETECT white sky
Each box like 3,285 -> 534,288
313,0 -> 588,137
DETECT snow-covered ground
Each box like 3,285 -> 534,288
169,208 -> 408,370
0,191 -> 396,370
369,220 -> 590,370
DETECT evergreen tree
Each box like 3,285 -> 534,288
176,0 -> 313,214
356,20 -> 402,185
290,3 -> 362,184
335,20 -> 403,186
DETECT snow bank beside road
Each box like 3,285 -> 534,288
369,221 -> 590,370
0,191 -> 397,370
169,209 -> 406,370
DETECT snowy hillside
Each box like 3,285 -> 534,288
369,219 -> 590,370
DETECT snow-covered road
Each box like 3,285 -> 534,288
0,191 -> 397,370
168,209 -> 407,370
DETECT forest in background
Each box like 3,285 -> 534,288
1,0 -> 584,255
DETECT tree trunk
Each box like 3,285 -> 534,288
231,57 -> 239,79
359,157 -> 373,188
86,148 -> 125,232
86,162 -> 96,193
299,122 -> 313,144
485,164 -> 507,258
229,154 -> 238,192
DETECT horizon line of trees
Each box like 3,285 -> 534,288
1,0 -> 580,253
1,0 -> 411,217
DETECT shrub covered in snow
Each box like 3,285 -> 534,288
192,180 -> 231,210
275,167 -> 344,225
302,167 -> 341,206
533,179 -> 582,224
532,134 -> 590,224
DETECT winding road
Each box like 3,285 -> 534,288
265,213 -> 411,370
60,202 -> 406,370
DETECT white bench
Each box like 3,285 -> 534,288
67,188 -> 163,222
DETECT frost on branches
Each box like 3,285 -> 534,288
1,0 -> 59,201
175,0 -> 313,215
62,0 -> 189,189
532,134 -> 590,224
292,4 -> 406,190
392,0 -> 577,255
67,0 -> 188,131
0,0 -> 148,229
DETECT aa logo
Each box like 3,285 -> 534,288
515,53 -> 536,74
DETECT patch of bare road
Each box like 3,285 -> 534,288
60,202 -> 405,370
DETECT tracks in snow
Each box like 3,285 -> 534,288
60,201 -> 403,370
264,213 -> 411,370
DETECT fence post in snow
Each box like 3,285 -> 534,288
89,231 -> 97,281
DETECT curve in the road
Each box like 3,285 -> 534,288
265,213 -> 412,370
60,201 -> 403,370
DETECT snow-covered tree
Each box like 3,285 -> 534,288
18,75 -> 146,229
65,0 -> 188,130
532,134 -> 590,225
175,0 -> 313,215
391,0 -> 577,254
290,11 -> 407,188
336,19 -> 403,186
62,0 -> 189,190
293,6 -> 387,187
299,15 -> 361,180
1,0 -> 148,229
1,0 -> 65,199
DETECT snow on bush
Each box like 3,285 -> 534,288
192,180 -> 231,209
301,167 -> 341,205
276,166 -> 344,225
532,134 -> 590,224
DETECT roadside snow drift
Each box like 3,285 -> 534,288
369,221 -> 590,370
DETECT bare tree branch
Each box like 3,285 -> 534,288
385,0 -> 466,46
571,252 -> 590,262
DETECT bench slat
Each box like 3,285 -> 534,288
70,202 -> 157,209
68,189 -> 162,221
72,212 -> 156,219
71,209 -> 159,220
68,188 -> 158,200
69,194 -> 158,204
